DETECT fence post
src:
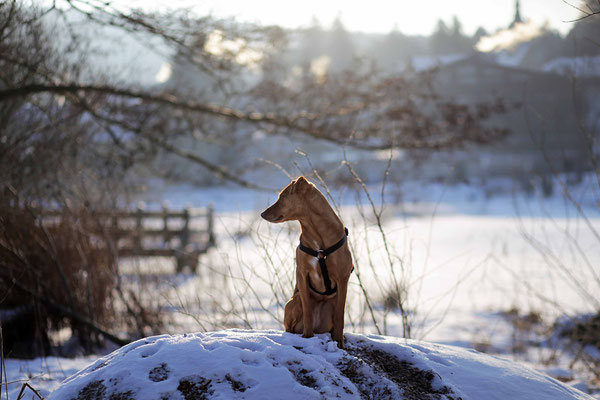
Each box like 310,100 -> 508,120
176,207 -> 191,273
111,213 -> 118,236
135,204 -> 143,255
162,203 -> 169,243
207,203 -> 215,247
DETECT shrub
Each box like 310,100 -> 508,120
0,196 -> 115,357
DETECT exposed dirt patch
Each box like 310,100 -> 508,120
73,380 -> 107,400
295,368 -> 318,389
340,344 -> 460,400
108,391 -> 135,400
177,375 -> 213,400
149,363 -> 170,382
285,359 -> 319,390
225,373 -> 248,392
338,356 -> 394,400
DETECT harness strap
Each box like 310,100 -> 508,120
298,227 -> 349,296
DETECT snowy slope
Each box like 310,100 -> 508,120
47,330 -> 592,400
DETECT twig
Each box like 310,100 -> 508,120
562,0 -> 600,22
16,383 -> 44,400
1,324 -> 8,400
341,151 -> 410,337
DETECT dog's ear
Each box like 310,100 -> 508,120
291,176 -> 309,194
296,176 -> 308,185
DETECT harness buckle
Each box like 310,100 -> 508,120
317,250 -> 325,259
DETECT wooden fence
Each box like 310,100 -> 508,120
40,205 -> 216,273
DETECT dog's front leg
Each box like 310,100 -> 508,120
332,277 -> 348,348
297,270 -> 314,338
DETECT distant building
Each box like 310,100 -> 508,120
422,51 -> 600,183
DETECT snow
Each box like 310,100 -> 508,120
4,176 -> 600,398
407,54 -> 468,72
2,355 -> 99,398
492,42 -> 532,68
543,56 -> 600,78
45,330 -> 592,400
142,175 -> 600,217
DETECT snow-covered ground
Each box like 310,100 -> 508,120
47,330 -> 592,400
4,177 -> 600,398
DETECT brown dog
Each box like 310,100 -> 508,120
261,176 -> 353,348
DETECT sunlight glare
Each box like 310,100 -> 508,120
155,62 -> 172,83
205,30 -> 263,67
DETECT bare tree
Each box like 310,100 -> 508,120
0,0 -> 510,199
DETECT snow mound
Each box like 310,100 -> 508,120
47,330 -> 592,400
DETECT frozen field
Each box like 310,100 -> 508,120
4,178 -> 600,398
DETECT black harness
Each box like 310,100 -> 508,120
298,227 -> 349,296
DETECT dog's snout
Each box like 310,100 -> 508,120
261,208 -> 284,223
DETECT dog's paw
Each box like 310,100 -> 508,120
333,334 -> 345,349
301,332 -> 314,339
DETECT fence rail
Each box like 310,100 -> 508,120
39,205 -> 216,273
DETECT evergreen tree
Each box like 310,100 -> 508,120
430,17 -> 474,55
451,16 -> 463,37
376,26 -> 415,69
430,19 -> 451,54
328,15 -> 354,71
299,16 -> 325,64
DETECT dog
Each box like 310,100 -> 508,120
261,176 -> 353,348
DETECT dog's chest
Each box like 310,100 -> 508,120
308,257 -> 321,282
308,241 -> 323,286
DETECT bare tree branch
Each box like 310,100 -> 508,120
0,82 -> 508,151
562,0 -> 600,22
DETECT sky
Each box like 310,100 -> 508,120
130,0 -> 582,36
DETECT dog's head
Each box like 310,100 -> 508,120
260,176 -> 314,223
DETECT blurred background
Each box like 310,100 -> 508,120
1,0 -> 599,397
